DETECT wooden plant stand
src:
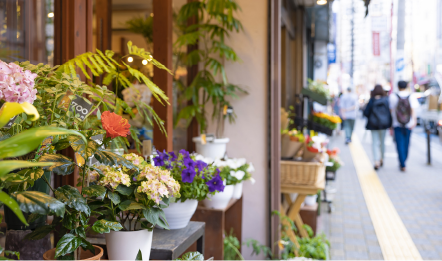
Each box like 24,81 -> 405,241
189,197 -> 243,260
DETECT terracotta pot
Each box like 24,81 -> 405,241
43,245 -> 103,260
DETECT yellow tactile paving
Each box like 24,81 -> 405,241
349,135 -> 422,260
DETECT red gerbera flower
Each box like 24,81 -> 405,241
101,111 -> 131,139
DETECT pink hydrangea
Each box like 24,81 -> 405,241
0,60 -> 38,104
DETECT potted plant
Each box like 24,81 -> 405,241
192,155 -> 254,208
303,135 -> 327,162
281,129 -> 305,159
301,79 -> 330,105
0,41 -> 172,259
152,150 -> 224,229
174,0 -> 246,158
86,152 -> 180,260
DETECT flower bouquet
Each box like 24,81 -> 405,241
312,112 -> 342,131
281,129 -> 305,159
303,136 -> 327,162
151,150 -> 224,229
326,148 -> 343,172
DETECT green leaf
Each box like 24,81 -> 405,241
91,219 -> 123,234
176,252 -> 204,260
80,237 -> 95,255
142,207 -> 168,229
0,191 -> 28,225
4,250 -> 20,260
135,249 -> 143,260
38,154 -> 75,175
71,226 -> 86,238
119,200 -> 145,211
55,234 -> 82,258
24,224 -> 54,240
94,149 -> 136,169
55,185 -> 90,216
82,185 -> 106,198
0,161 -> 52,178
107,191 -> 120,205
27,213 -> 44,224
12,191 -> 65,217
0,127 -> 86,159
115,184 -> 134,196
68,136 -> 100,158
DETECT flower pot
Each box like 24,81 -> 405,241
232,182 -> 243,199
281,134 -> 304,159
303,149 -> 319,162
5,170 -> 51,230
43,245 -> 103,260
203,185 -> 234,209
193,136 -> 229,159
105,230 -> 153,261
304,195 -> 318,206
162,199 -> 198,229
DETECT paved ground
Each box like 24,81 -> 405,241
318,118 -> 442,260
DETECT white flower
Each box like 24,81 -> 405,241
246,163 -> 255,173
249,177 -> 256,184
230,170 -> 245,180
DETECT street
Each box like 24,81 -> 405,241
318,116 -> 442,260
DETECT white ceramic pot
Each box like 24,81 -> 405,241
304,195 -> 318,206
105,230 -> 153,261
232,182 -> 243,199
111,148 -> 125,156
193,136 -> 229,159
203,185 -> 234,209
162,199 -> 198,229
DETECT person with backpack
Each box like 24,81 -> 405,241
364,85 -> 392,170
389,80 -> 420,172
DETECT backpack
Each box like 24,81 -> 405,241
369,97 -> 391,129
396,94 -> 411,126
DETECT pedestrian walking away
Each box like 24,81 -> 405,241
363,84 -> 392,170
389,80 -> 419,172
339,87 -> 358,144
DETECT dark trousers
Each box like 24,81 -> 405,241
394,127 -> 411,168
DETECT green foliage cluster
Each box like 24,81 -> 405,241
2,42 -> 169,153
126,16 -> 154,46
312,115 -> 338,130
307,79 -> 330,100
174,0 -> 247,137
218,162 -> 252,186
326,157 -> 341,172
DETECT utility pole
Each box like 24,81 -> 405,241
350,0 -> 355,86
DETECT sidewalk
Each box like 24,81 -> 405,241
318,118 -> 442,260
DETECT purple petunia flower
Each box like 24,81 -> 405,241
183,157 -> 196,168
179,149 -> 190,158
182,168 -> 196,183
206,174 -> 225,192
195,160 -> 208,172
158,150 -> 170,160
168,151 -> 177,161
153,156 -> 165,167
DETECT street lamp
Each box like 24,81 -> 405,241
317,0 -> 327,5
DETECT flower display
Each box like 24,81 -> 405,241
101,111 -> 131,138
123,153 -> 144,166
90,165 -> 131,189
326,147 -> 343,172
153,150 -> 224,202
195,155 -> 255,186
305,135 -> 328,153
0,60 -> 38,104
282,129 -> 306,142
312,111 -> 342,130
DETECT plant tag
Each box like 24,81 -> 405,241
2,115 -> 17,129
69,95 -> 93,121
201,134 -> 207,145
226,106 -> 234,115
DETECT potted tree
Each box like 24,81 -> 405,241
174,0 -> 246,158
152,150 -> 224,229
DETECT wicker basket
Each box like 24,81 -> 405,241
280,160 -> 325,186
